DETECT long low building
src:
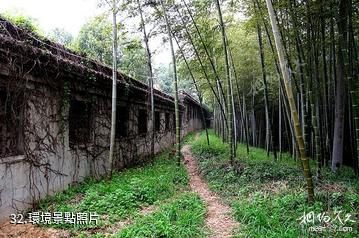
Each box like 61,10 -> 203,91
0,18 -> 210,220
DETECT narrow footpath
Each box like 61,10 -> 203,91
181,134 -> 239,238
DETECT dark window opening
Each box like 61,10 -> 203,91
0,91 -> 23,157
116,106 -> 129,138
165,113 -> 170,131
69,100 -> 91,146
155,111 -> 161,132
138,109 -> 147,134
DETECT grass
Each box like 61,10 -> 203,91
114,192 -> 206,238
190,130 -> 359,238
37,151 -> 190,232
182,131 -> 197,144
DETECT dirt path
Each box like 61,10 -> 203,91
0,222 -> 69,238
181,135 -> 239,238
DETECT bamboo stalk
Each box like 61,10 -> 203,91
265,0 -> 314,203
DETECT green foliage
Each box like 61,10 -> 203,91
37,152 -> 189,230
154,64 -> 174,95
72,15 -> 148,82
2,12 -> 42,35
233,188 -> 359,238
191,131 -> 228,159
174,2 -> 279,108
47,27 -> 74,47
181,131 -> 197,144
190,131 -> 359,238
73,15 -> 113,64
116,193 -> 206,238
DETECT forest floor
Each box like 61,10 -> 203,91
190,130 -> 359,238
1,130 -> 358,238
0,135 -> 210,238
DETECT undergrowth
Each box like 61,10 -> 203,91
190,130 -> 359,238
114,192 -> 206,238
37,151 -> 189,231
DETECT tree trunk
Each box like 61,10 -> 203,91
174,36 -> 210,145
331,0 -> 348,172
175,6 -> 227,125
230,68 -> 237,157
215,0 -> 233,164
137,0 -> 155,157
251,85 -> 256,146
289,0 -> 307,151
256,23 -> 276,159
320,0 -> 331,164
243,94 -> 250,152
348,0 -> 359,176
109,0 -> 118,178
160,0 -> 181,164
279,83 -> 282,159
226,45 -> 243,157
265,0 -> 314,202
181,0 -> 227,111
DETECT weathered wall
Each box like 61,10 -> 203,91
0,74 -> 205,221
0,18 -> 208,220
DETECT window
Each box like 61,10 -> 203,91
155,111 -> 161,132
0,91 -> 23,157
138,109 -> 147,134
187,108 -> 191,121
69,100 -> 91,146
165,113 -> 170,131
116,106 -> 129,138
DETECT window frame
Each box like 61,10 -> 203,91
138,109 -> 148,135
116,106 -> 129,138
68,99 -> 92,147
0,90 -> 24,157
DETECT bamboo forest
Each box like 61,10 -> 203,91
0,0 -> 358,237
